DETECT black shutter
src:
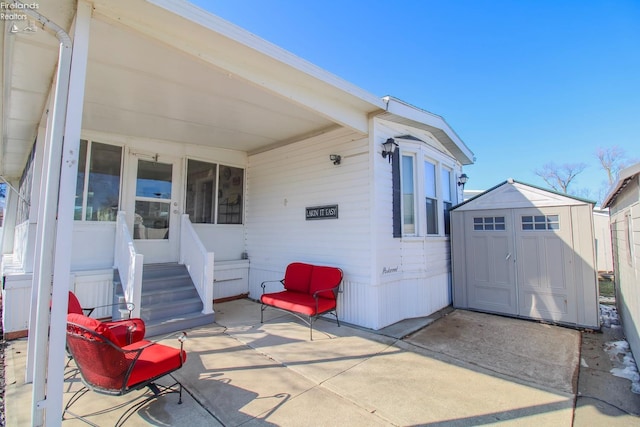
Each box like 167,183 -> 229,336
392,149 -> 401,238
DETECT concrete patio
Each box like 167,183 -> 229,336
3,299 -> 635,426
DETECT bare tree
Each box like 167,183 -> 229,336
534,162 -> 587,194
596,146 -> 633,186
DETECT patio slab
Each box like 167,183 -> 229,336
5,299 -> 581,426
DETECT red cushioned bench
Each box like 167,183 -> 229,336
260,262 -> 343,340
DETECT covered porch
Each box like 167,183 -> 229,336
1,0 -> 384,424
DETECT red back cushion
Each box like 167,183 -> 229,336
283,263 -> 313,293
68,291 -> 84,315
309,266 -> 342,300
67,313 -> 117,344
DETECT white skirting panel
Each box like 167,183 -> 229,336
71,270 -> 114,319
248,265 -> 286,299
213,260 -> 250,300
2,274 -> 32,333
376,272 -> 451,330
338,278 -> 377,329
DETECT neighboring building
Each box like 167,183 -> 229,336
603,163 -> 640,368
592,207 -> 614,273
450,179 -> 599,329
463,189 -> 484,201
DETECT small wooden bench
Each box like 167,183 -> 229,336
260,262 -> 343,340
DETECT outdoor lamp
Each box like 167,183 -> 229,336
329,154 -> 342,165
458,173 -> 469,187
381,138 -> 398,163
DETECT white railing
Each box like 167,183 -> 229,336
114,211 -> 143,318
180,214 -> 214,314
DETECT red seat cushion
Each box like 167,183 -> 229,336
124,340 -> 187,388
309,266 -> 342,300
283,262 -> 313,294
261,291 -> 336,316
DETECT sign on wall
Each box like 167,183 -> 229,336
305,204 -> 338,220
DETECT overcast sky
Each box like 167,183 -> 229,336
191,0 -> 640,203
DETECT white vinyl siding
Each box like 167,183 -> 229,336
246,127 -> 373,328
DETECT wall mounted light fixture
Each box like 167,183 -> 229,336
457,173 -> 469,187
329,154 -> 341,165
381,138 -> 398,163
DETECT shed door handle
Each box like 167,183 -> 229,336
506,253 -> 512,260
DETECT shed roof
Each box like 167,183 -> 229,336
602,162 -> 640,208
452,179 -> 595,212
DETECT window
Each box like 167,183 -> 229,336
74,140 -> 123,221
134,160 -> 172,240
425,160 -> 438,235
441,169 -> 452,235
401,155 -> 416,234
17,143 -> 36,225
474,216 -> 506,231
185,160 -> 244,225
521,215 -> 559,231
217,165 -> 244,224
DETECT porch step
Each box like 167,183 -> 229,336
144,311 -> 215,338
113,263 -> 214,337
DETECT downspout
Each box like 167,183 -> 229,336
6,2 -> 73,426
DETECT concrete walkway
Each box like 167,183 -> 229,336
3,299 -> 635,426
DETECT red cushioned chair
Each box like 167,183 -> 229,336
68,291 -> 145,346
64,313 -> 187,426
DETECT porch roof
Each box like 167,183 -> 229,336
1,0 -> 474,181
1,0 -> 385,180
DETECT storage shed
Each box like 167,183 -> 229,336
450,179 -> 599,329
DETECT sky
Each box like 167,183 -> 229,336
189,0 -> 640,203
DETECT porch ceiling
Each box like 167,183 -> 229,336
82,16 -> 338,153
1,0 -> 384,180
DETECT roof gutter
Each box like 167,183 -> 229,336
5,2 -> 74,426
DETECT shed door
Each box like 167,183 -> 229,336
515,207 -> 577,324
465,210 -> 517,315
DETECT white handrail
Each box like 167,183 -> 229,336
180,214 -> 214,314
114,211 -> 143,318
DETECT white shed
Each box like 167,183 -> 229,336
450,179 -> 600,329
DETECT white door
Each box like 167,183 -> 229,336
465,210 -> 517,315
515,207 -> 577,324
127,155 -> 182,264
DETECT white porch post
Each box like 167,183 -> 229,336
46,2 -> 92,425
27,1 -> 91,425
28,30 -> 72,427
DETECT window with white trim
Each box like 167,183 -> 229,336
74,140 -> 123,221
185,159 -> 244,225
425,160 -> 438,235
441,168 -> 453,235
401,155 -> 416,234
